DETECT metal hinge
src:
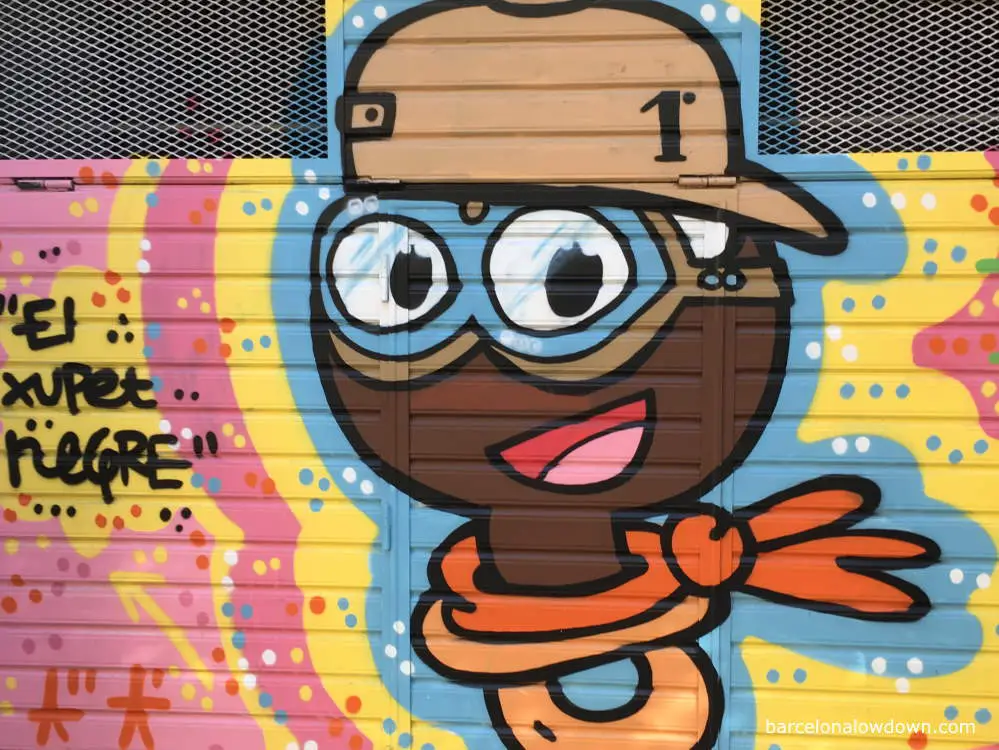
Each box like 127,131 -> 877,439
13,178 -> 75,192
678,175 -> 738,188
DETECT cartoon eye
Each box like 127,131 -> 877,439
488,210 -> 634,333
329,218 -> 457,330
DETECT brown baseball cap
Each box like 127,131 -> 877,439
337,0 -> 846,254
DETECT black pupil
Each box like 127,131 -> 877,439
389,246 -> 434,311
545,242 -> 604,318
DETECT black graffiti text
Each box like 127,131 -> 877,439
2,363 -> 157,416
8,296 -> 77,351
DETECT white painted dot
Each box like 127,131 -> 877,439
891,193 -> 907,210
832,437 -> 849,455
342,467 -> 357,484
374,5 -> 387,19
221,576 -> 235,591
805,341 -> 822,360
950,568 -> 965,584
393,620 -> 405,634
286,743 -> 301,750
303,169 -> 317,184
385,644 -> 397,658
842,344 -> 858,362
181,427 -> 193,440
895,677 -> 910,693
726,5 -> 741,22
224,550 -> 238,566
238,658 -> 249,671
159,419 -> 172,433
921,193 -> 937,210
352,15 -> 364,28
347,198 -> 363,215
304,742 -> 319,750
243,673 -> 257,690
363,196 -> 379,213
400,660 -> 414,676
136,259 -> 151,274
826,325 -> 843,341
700,3 -> 717,21
977,573 -> 991,589
862,192 -> 877,208
262,649 -> 277,666
871,656 -> 887,674
855,436 -> 871,453
360,479 -> 374,495
295,201 -> 309,216
318,187 -> 331,201
139,238 -> 152,251
906,657 -> 923,674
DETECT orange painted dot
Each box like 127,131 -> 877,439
225,678 -> 239,696
91,291 -> 106,307
928,336 -> 946,355
193,338 -> 208,354
113,517 -> 125,530
953,338 -> 969,355
345,695 -> 361,714
244,473 -> 258,488
328,718 -> 344,737
196,555 -> 209,570
190,530 -> 206,547
286,602 -> 299,616
261,478 -> 276,495
28,589 -> 42,604
116,287 -> 131,303
219,343 -> 231,358
78,166 -> 95,184
189,211 -> 203,225
348,735 -> 364,750
972,194 -> 989,212
11,575 -> 24,587
203,198 -> 217,212
991,207 -> 999,226
101,171 -> 118,188
95,514 -> 107,529
908,730 -> 928,750
309,596 -> 326,615
1,597 -> 16,614
18,494 -> 31,507
105,270 -> 121,285
220,318 -> 236,333
982,334 -> 997,351
212,647 -> 225,663
3,509 -> 16,523
130,504 -> 142,518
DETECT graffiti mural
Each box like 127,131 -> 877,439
0,1 -> 997,750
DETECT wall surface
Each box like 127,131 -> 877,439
1,1 -> 998,749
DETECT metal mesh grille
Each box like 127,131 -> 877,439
759,0 -> 999,154
0,0 -> 328,160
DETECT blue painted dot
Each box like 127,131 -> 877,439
793,668 -> 807,683
145,193 -> 159,207
840,383 -> 855,399
240,604 -> 254,620
259,692 -> 273,709
421,744 -> 435,750
310,498 -> 324,512
924,261 -> 938,276
337,598 -> 349,611
924,239 -> 938,253
927,436 -> 942,451
190,473 -> 204,489
207,477 -> 222,493
945,706 -> 959,720
976,708 -> 992,724
299,468 -> 314,485
949,449 -> 964,464
842,298 -> 856,312
142,346 -> 154,357
146,162 -> 162,177
384,718 -> 397,734
917,155 -> 932,171
896,384 -> 911,399
274,710 -> 288,725
769,745 -> 781,750
952,246 -> 968,262
221,602 -> 234,617
399,734 -> 413,748
975,440 -> 989,455
870,384 -> 884,398
259,335 -> 272,349
345,614 -> 358,628
261,198 -> 273,210
241,338 -> 254,352
897,158 -> 909,170
242,202 -> 257,216
147,323 -> 162,340
318,478 -> 331,491
872,295 -> 886,309
766,669 -> 779,683
151,376 -> 163,392
232,631 -> 246,649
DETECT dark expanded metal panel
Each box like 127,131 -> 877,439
0,0 -> 328,160
759,0 -> 999,154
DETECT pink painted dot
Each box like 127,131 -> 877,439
197,612 -> 210,627
67,240 -> 82,256
51,582 -> 65,597
179,590 -> 194,607
49,634 -> 63,650
77,563 -> 90,578
23,639 -> 35,654
57,558 -> 69,572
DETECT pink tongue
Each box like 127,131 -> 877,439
542,427 -> 645,486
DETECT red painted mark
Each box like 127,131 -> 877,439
106,664 -> 171,750
28,668 -> 85,746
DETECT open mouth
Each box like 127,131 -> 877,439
490,392 -> 652,488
